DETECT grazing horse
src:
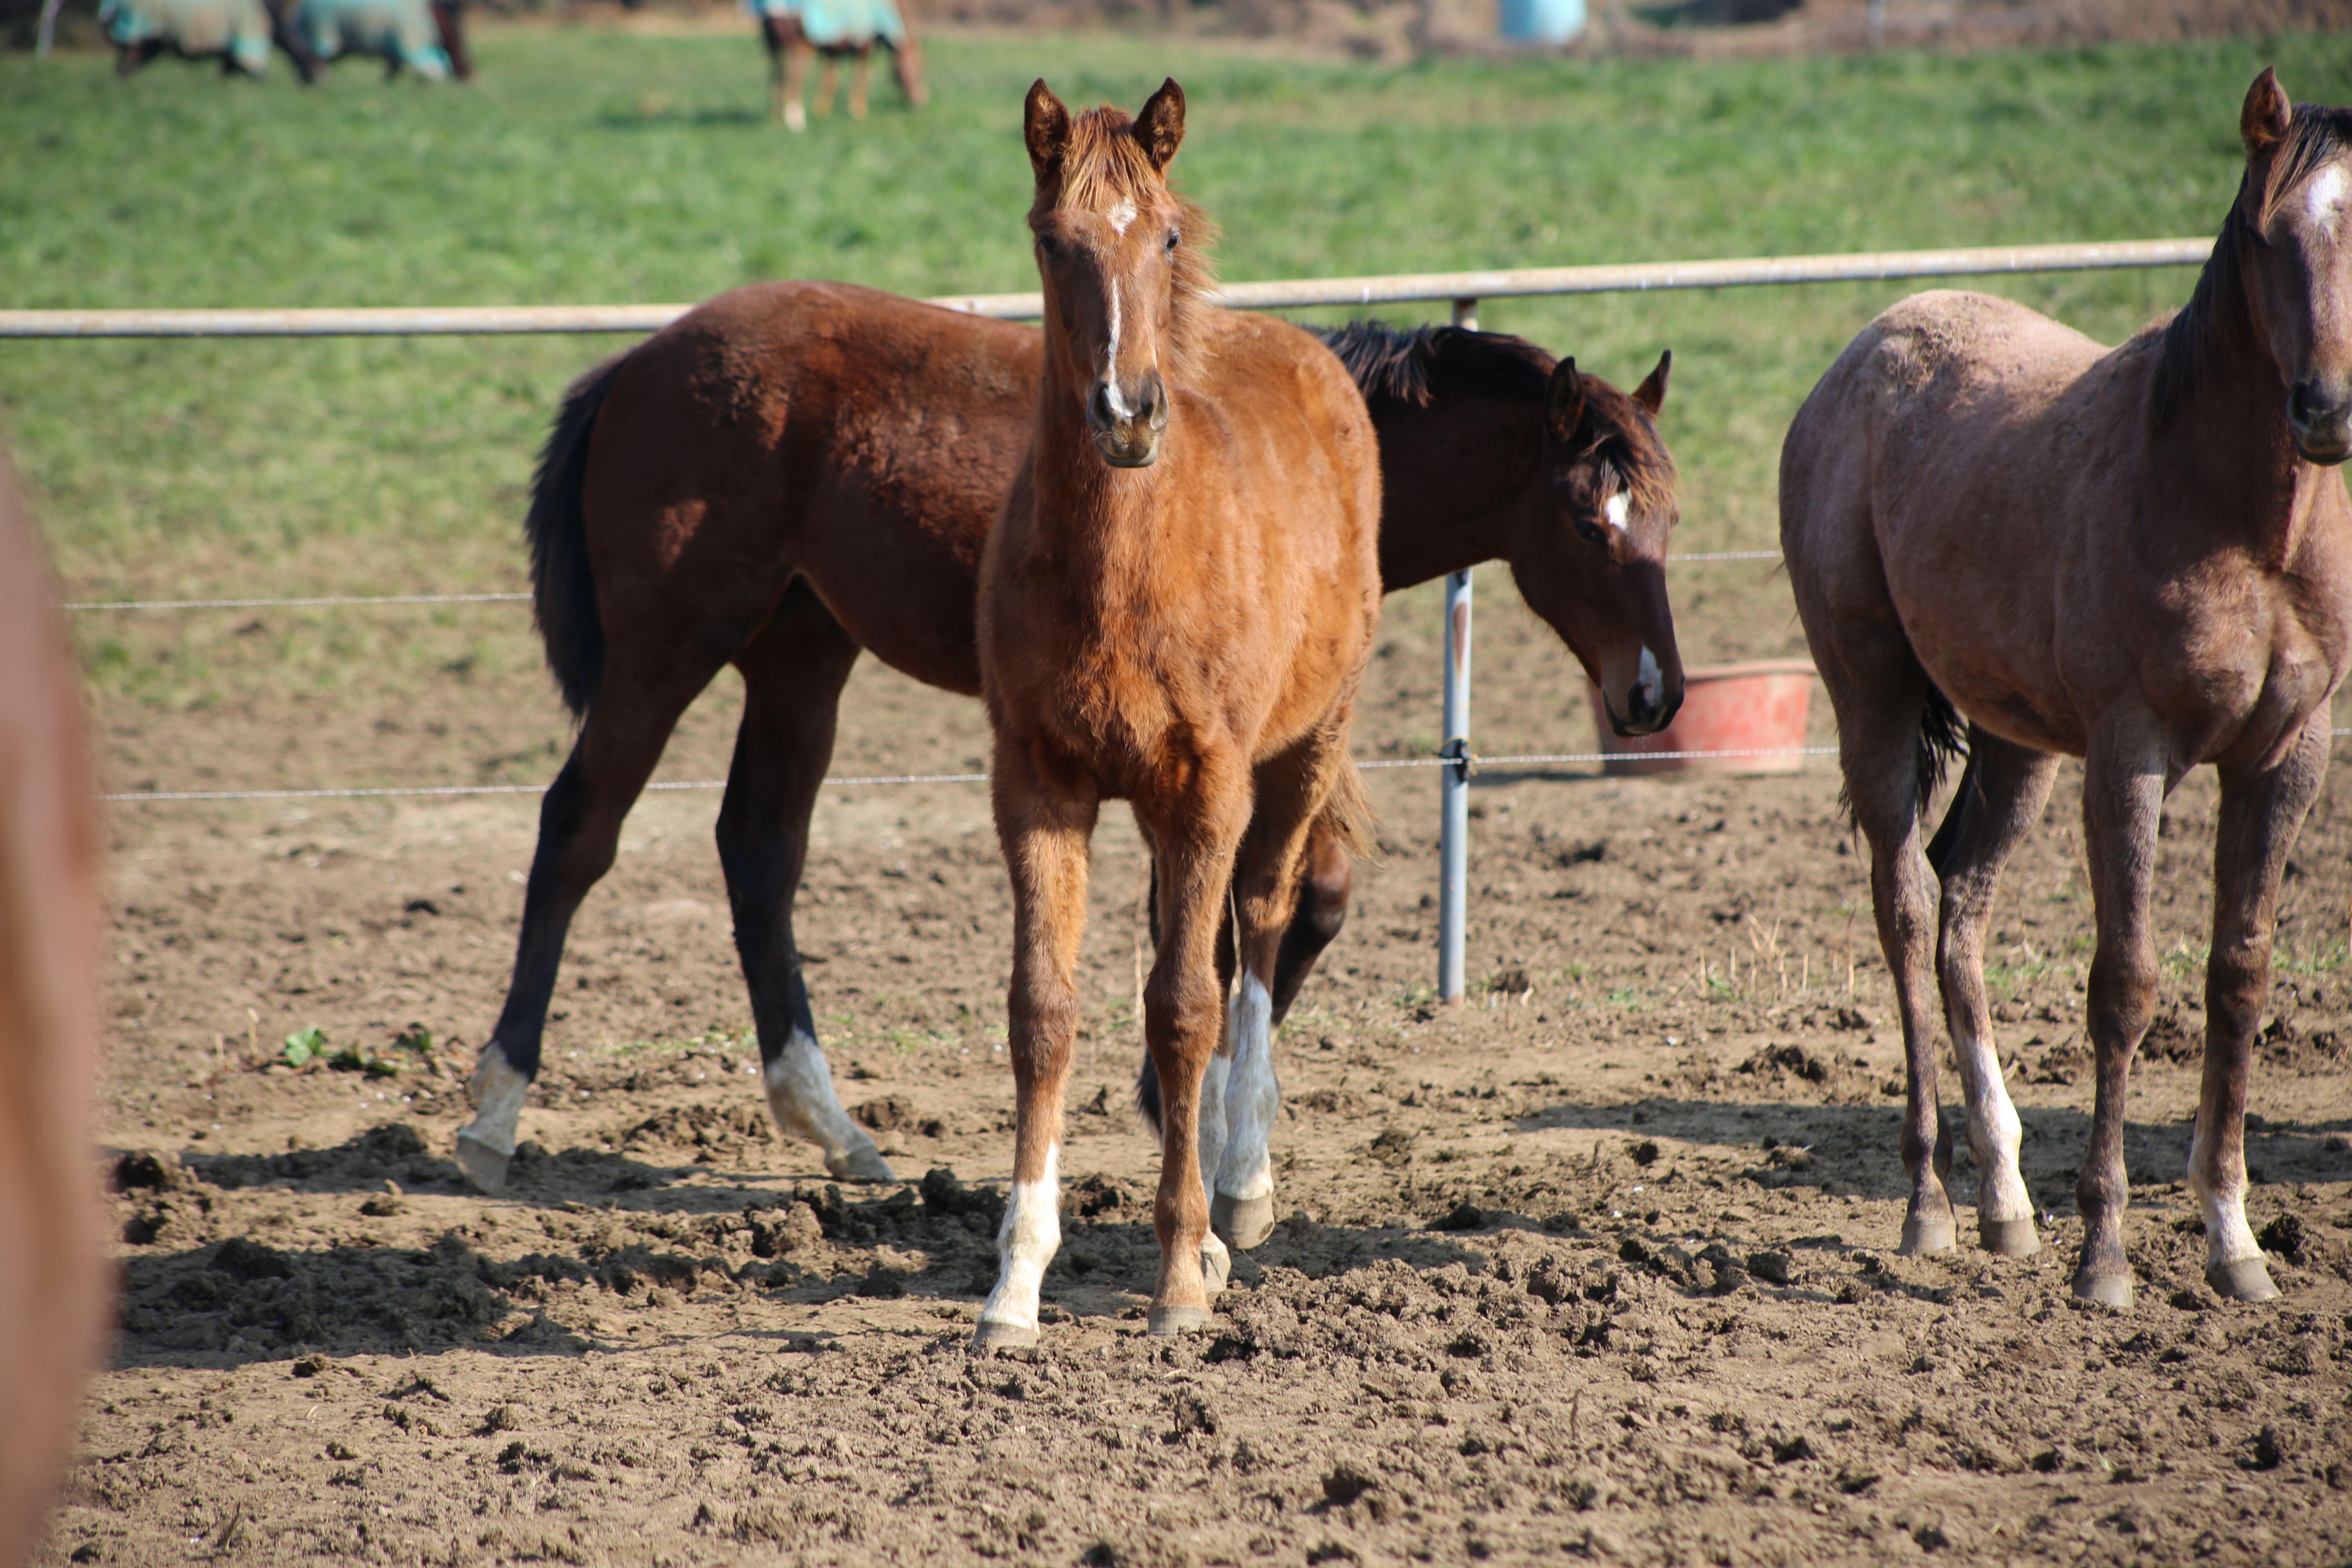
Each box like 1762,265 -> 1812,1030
0,452 -> 108,1563
973,78 -> 1383,1345
291,0 -> 471,81
751,0 -> 924,132
1780,67 -> 2352,1308
455,290 -> 1684,1198
102,0 -> 321,78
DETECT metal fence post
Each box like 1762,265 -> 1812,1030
1437,298 -> 1479,1003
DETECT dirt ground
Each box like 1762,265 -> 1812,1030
39,529 -> 2352,1568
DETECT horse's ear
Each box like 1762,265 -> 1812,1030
2241,66 -> 2291,158
1134,78 -> 1185,172
1633,350 -> 1671,417
1025,79 -> 1071,177
1546,357 -> 1586,444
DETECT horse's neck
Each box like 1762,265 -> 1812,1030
1028,397 -> 1184,584
1369,394 -> 1535,588
2153,327 -> 2329,555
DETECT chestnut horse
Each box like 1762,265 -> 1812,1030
0,451 -> 108,1562
1781,67 -> 2352,1308
754,0 -> 924,133
974,78 -> 1382,1343
455,292 -> 1683,1196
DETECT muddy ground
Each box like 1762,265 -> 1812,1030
43,548 -> 2352,1566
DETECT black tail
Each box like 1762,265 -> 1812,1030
525,354 -> 626,720
1917,684 -> 1972,876
1136,1056 -> 1163,1138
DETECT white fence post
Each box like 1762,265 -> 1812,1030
1437,297 -> 1479,1004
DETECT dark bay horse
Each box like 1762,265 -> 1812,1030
454,290 -> 1683,1198
0,451 -> 107,1561
975,78 -> 1383,1343
1781,67 -> 2352,1308
459,325 -> 1681,1201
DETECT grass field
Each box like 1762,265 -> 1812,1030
3,27 -> 2349,704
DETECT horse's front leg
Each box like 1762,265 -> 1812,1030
2073,730 -> 2167,1307
974,742 -> 1098,1350
2193,718 -> 2327,1300
846,47 -> 870,118
778,31 -> 811,131
813,56 -> 838,118
1137,779 -> 1251,1335
1212,736 -> 1343,1249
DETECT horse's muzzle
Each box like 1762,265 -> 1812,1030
1087,372 -> 1168,469
1606,671 -> 1683,737
2289,378 -> 2352,467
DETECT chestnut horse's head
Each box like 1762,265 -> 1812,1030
1515,352 -> 1685,736
1023,78 -> 1214,469
2236,67 -> 2352,465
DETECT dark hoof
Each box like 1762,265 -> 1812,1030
971,1319 -> 1039,1351
2070,1267 -> 2133,1310
1978,1216 -> 2039,1258
1147,1303 -> 1211,1337
1210,1190 -> 1276,1251
2205,1256 -> 2280,1303
1898,1212 -> 1956,1256
454,1131 -> 512,1195
828,1143 -> 895,1183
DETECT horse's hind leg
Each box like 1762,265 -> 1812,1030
457,655 -> 720,1192
1268,815 -> 1351,1026
1930,728 -> 2058,1256
1821,660 -> 1957,1254
845,48 -> 870,118
2189,719 -> 2327,1301
778,31 -> 810,131
813,57 -> 838,118
719,581 -> 891,1182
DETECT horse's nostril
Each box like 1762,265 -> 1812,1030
2291,381 -> 2316,424
1088,384 -> 1115,430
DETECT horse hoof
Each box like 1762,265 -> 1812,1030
1978,1216 -> 2040,1258
2070,1268 -> 2134,1310
784,103 -> 807,132
1898,1213 -> 1956,1256
453,1131 -> 511,1195
828,1144 -> 895,1183
1210,1191 -> 1276,1251
1147,1304 -> 1211,1337
2205,1257 -> 2280,1303
971,1319 -> 1039,1351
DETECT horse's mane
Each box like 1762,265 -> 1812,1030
1320,321 -> 1675,514
1035,105 -> 1219,376
2153,102 -> 2352,429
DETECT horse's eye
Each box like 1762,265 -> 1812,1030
1165,229 -> 1180,253
1037,233 -> 1061,260
1574,518 -> 1607,546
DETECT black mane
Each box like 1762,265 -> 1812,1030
1316,321 -> 1555,409
2153,102 -> 2352,429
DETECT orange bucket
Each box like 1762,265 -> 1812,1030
1588,659 -> 1817,777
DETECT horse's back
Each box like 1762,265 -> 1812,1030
584,281 -> 1040,695
0,453 -> 107,1563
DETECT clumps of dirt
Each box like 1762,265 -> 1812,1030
619,1103 -> 775,1163
181,1123 -> 466,1194
1734,1041 -> 1873,1100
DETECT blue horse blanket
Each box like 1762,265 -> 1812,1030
745,0 -> 905,49
292,0 -> 452,78
101,0 -> 275,72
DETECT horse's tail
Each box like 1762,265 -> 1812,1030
526,352 -> 626,721
1319,758 -> 1381,866
1916,681 -> 1967,811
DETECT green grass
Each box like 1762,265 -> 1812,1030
3,27 -> 2348,641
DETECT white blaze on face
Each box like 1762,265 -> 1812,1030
1107,199 -> 1137,236
2308,163 -> 2349,234
1100,280 -> 1132,420
1215,973 -> 1279,1204
979,1140 -> 1061,1336
1604,492 -> 1631,534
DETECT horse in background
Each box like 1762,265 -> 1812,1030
102,0 -> 322,79
750,0 -> 924,131
0,449 -> 109,1563
459,290 -> 1683,1200
973,78 -> 1383,1345
1781,67 -> 2352,1309
292,0 -> 471,80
